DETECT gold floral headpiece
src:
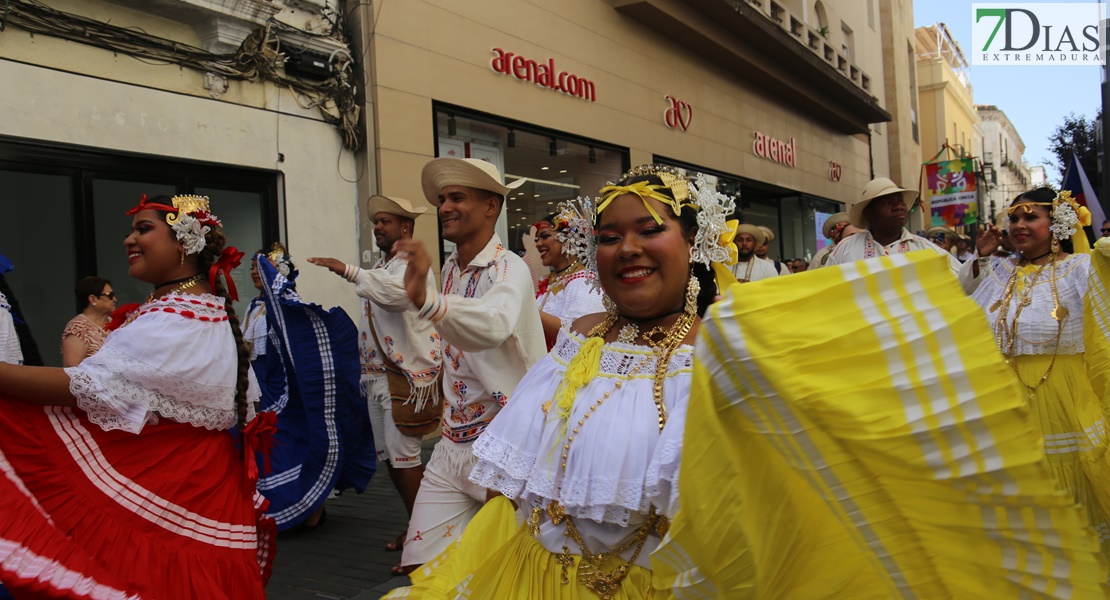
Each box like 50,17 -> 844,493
597,164 -> 695,224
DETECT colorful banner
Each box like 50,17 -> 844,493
926,158 -> 978,227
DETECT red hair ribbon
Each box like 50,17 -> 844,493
533,221 -> 553,232
242,410 -> 279,487
209,247 -> 244,302
106,303 -> 141,331
125,194 -> 177,217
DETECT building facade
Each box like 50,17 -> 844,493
976,104 -> 1031,222
1,0 -> 363,366
353,0 -> 917,268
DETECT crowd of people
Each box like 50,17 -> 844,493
1,158 -> 1110,598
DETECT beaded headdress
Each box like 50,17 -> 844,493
126,194 -> 224,256
265,242 -> 295,278
1005,189 -> 1087,248
553,196 -> 598,276
592,165 -> 739,287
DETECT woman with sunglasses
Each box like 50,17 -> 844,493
966,187 -> 1110,557
61,276 -> 116,367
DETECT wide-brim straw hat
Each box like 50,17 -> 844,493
421,157 -> 525,205
756,225 -> 775,244
822,212 -> 850,238
925,226 -> 957,240
736,224 -> 766,247
367,195 -> 429,220
849,177 -> 918,228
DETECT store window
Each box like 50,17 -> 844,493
433,106 -> 628,265
0,139 -> 280,366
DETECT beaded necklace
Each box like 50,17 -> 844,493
533,309 -> 692,598
990,254 -> 1067,400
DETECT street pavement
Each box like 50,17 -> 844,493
265,441 -> 436,599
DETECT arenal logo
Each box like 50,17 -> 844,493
972,3 -> 1105,65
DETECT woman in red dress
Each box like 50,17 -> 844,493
0,194 -> 275,599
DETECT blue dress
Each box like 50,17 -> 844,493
249,258 -> 375,531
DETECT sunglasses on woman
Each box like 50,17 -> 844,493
96,292 -> 116,300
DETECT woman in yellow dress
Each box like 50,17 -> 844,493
965,187 -> 1110,550
383,165 -> 737,599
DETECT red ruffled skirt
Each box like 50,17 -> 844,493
0,400 -> 275,599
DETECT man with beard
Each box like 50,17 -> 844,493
728,223 -> 781,282
308,195 -> 442,570
828,177 -> 962,278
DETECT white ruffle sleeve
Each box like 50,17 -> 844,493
470,328 -> 692,525
65,294 -> 259,434
0,292 -> 22,365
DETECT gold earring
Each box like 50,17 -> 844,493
180,251 -> 185,266
684,271 -> 700,316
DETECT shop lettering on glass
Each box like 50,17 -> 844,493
752,131 -> 796,168
663,96 -> 693,131
828,161 -> 842,182
490,48 -> 596,102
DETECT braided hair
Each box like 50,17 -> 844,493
197,229 -> 251,432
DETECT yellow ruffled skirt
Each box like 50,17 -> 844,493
652,251 -> 1110,599
1018,353 -> 1110,550
383,496 -> 656,599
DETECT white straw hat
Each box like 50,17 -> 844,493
367,195 -> 429,220
849,177 -> 918,228
421,158 -> 525,205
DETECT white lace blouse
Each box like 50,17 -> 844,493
970,254 -> 1090,356
536,271 -> 606,326
66,293 -> 259,434
0,292 -> 22,365
470,327 -> 692,567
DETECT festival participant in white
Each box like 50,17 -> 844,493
728,223 -> 779,282
391,158 -> 546,573
309,195 -> 443,573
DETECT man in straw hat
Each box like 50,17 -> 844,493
728,223 -> 781,282
391,157 -> 546,572
954,233 -> 975,263
308,195 -> 442,570
828,176 -> 962,276
755,225 -> 791,276
809,211 -> 862,269
925,225 -> 958,254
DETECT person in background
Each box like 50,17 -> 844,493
925,226 -> 958,255
0,250 -> 42,366
729,224 -> 780,282
828,177 -> 962,281
61,276 -> 115,367
309,194 -> 442,568
1100,219 -> 1110,240
809,212 -> 862,270
789,258 -> 808,273
954,233 -> 975,262
755,225 -> 790,276
533,210 -> 605,350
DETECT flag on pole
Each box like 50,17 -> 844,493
1062,150 -> 1107,232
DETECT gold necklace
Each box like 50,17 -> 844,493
991,255 -> 1067,400
545,260 -> 582,297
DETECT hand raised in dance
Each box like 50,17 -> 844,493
306,257 -> 346,276
976,224 -> 1004,258
392,239 -> 431,308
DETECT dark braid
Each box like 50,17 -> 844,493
197,229 -> 251,432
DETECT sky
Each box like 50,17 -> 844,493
913,0 -> 1103,177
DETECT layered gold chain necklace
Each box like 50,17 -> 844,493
990,253 -> 1067,400
532,309 -> 693,599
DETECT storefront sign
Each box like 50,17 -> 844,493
753,131 -> 796,168
664,96 -> 693,131
490,48 -> 596,102
828,161 -> 842,182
